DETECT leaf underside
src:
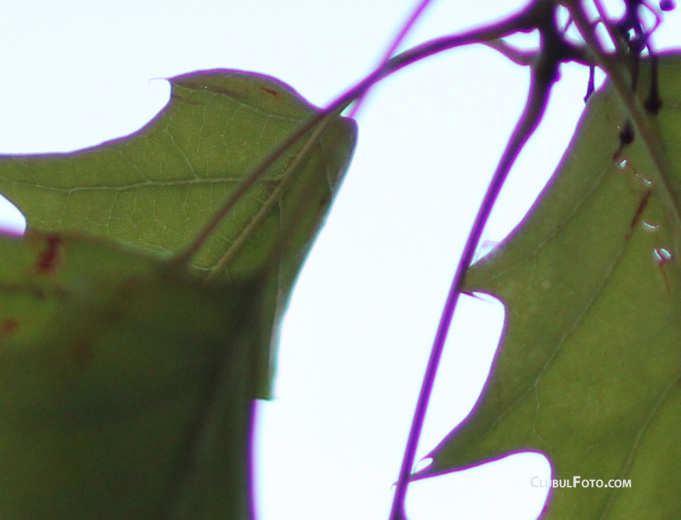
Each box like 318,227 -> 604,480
0,231 -> 259,519
416,53 -> 681,518
0,70 -> 357,397
0,71 -> 356,518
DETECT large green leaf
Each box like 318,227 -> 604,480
0,230 -> 261,519
0,70 -> 357,396
416,54 -> 681,517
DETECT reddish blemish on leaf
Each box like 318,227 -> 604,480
0,318 -> 19,338
627,189 -> 652,239
653,247 -> 673,294
260,86 -> 280,96
36,234 -> 62,274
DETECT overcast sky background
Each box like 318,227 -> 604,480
0,1 -> 679,519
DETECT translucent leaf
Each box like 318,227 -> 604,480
0,231 -> 260,519
417,53 -> 681,518
0,70 -> 357,396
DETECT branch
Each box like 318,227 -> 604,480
483,38 -> 537,65
172,4 -> 538,267
565,0 -> 681,263
387,3 -> 569,517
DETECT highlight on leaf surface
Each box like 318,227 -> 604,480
414,52 -> 681,518
0,231 -> 261,519
0,70 -> 357,397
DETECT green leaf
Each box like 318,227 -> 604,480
0,230 -> 261,519
416,54 -> 681,517
0,70 -> 357,397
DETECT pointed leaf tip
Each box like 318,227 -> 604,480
0,69 -> 357,398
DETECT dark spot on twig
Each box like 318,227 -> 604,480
613,120 -> 635,160
620,120 -> 635,145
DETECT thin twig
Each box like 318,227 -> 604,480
348,0 -> 436,118
172,5 -> 537,268
387,3 -> 567,517
566,0 -> 681,256
483,38 -> 538,65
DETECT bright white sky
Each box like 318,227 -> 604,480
0,1 -> 679,519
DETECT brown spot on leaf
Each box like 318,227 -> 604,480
653,247 -> 673,295
0,318 -> 19,338
626,189 -> 652,239
36,234 -> 62,274
260,86 -> 280,97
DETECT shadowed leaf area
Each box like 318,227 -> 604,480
0,231 -> 260,519
0,71 -> 355,518
416,53 -> 681,518
0,70 -> 357,398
